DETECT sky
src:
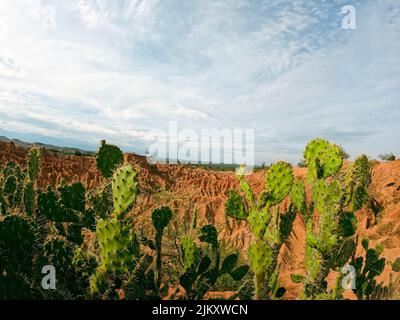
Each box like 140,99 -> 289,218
0,0 -> 399,164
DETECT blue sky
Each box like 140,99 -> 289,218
0,0 -> 399,164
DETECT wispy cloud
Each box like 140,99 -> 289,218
0,0 -> 399,163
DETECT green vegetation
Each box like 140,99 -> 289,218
379,153 -> 396,161
0,138 -> 398,300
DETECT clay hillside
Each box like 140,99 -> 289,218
1,140 -> 399,299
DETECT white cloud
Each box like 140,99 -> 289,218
0,0 -> 398,162
72,0 -> 115,30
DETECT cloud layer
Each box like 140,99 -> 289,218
0,0 -> 399,163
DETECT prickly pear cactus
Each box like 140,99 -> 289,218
0,215 -> 35,274
304,138 -> 342,181
58,182 -> 85,213
265,161 -> 294,205
289,179 -> 307,217
42,236 -> 74,275
179,223 -> 248,300
89,183 -> 113,219
152,207 -> 173,233
181,237 -> 199,270
292,139 -> 371,300
225,161 -> 294,299
3,175 -> 18,207
150,207 -> 173,294
23,180 -> 35,216
96,218 -> 139,274
248,241 -> 273,275
348,239 -> 385,299
37,186 -> 61,221
27,147 -> 40,181
199,224 -> 219,249
96,140 -> 124,178
112,165 -> 139,218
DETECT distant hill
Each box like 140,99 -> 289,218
0,136 -> 95,156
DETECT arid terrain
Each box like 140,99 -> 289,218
1,140 -> 399,299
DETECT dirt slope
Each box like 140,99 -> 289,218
1,140 -> 399,299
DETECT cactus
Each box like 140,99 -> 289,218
58,182 -> 86,213
112,165 -> 139,218
42,236 -> 74,278
0,273 -> 34,299
38,186 -> 81,223
304,138 -> 342,181
27,147 -> 40,182
88,183 -> 113,219
225,162 -> 295,299
23,180 -> 35,216
182,237 -> 200,270
96,140 -> 124,178
290,139 -> 372,299
151,207 -> 173,294
178,224 -> 248,300
3,175 -> 18,207
0,214 -> 35,274
96,218 -> 140,274
90,165 -> 142,298
349,239 -> 393,300
1,162 -> 25,209
0,190 -> 6,215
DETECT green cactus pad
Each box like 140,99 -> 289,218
0,215 -> 35,273
265,161 -> 294,205
89,270 -> 109,295
199,225 -> 218,249
333,238 -> 356,268
239,178 -> 255,205
23,181 -> 35,216
43,236 -> 74,277
96,140 -> 124,178
279,209 -> 296,243
58,182 -> 85,213
3,175 -> 17,204
27,147 -> 40,181
66,223 -> 84,245
248,207 -> 271,240
220,253 -> 238,274
225,190 -> 248,220
353,155 -> 371,187
89,183 -> 113,219
248,241 -> 273,275
289,179 -> 307,216
197,256 -> 211,275
338,212 -> 357,237
152,207 -> 173,232
304,139 -> 343,180
112,165 -> 139,218
181,237 -> 199,270
96,218 -> 139,273
312,180 -> 342,214
230,265 -> 249,281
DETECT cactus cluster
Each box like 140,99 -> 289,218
289,139 -> 373,299
1,162 -> 25,210
1,138 -> 399,300
177,223 -> 248,300
225,162 -> 296,299
348,238 -> 400,300
90,153 -> 143,298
